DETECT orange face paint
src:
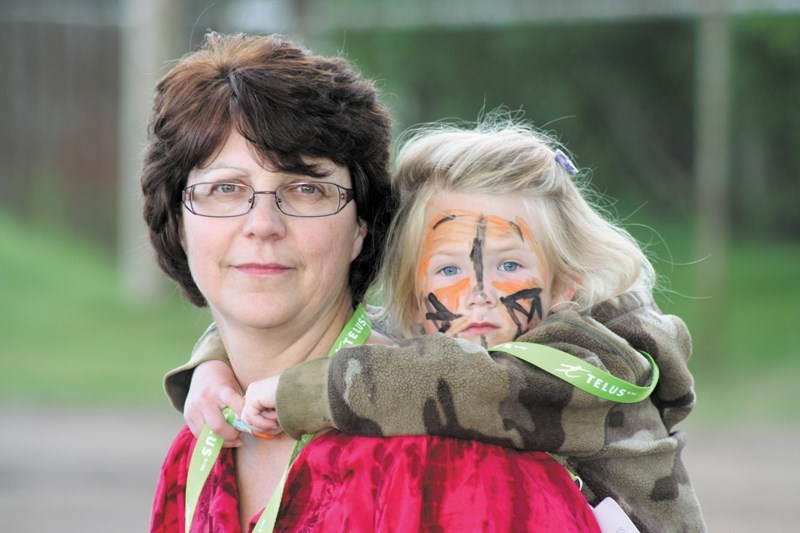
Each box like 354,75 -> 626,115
430,277 -> 471,317
415,195 -> 552,347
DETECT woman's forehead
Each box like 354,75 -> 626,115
197,129 -> 343,174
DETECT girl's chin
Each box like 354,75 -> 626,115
458,331 -> 505,348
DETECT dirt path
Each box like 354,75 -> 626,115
0,406 -> 794,532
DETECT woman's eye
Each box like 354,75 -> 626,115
213,183 -> 242,194
499,261 -> 520,272
296,183 -> 321,195
439,265 -> 461,277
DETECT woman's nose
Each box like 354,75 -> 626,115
241,192 -> 287,239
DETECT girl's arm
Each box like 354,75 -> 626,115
168,291 -> 695,455
274,290 -> 695,455
164,323 -> 230,411
164,323 -> 244,446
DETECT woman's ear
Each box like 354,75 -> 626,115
179,218 -> 187,251
351,218 -> 368,261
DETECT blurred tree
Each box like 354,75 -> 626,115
3,0 -> 798,309
338,21 -> 696,212
732,16 -> 800,238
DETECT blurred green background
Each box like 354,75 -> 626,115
1,0 -> 799,426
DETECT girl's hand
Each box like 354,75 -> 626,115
242,374 -> 282,435
184,360 -> 244,448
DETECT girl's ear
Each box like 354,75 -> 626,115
551,277 -> 578,312
411,296 -> 424,324
411,292 -> 429,332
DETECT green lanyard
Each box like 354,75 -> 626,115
489,342 -> 659,403
184,305 -> 372,533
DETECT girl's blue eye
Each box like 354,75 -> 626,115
500,261 -> 520,272
440,266 -> 461,277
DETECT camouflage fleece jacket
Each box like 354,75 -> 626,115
164,290 -> 706,532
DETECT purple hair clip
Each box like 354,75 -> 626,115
554,149 -> 579,175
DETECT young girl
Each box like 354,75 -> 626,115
168,119 -> 706,532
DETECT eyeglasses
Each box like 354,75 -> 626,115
182,181 -> 355,218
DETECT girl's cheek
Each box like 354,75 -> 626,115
491,278 -> 541,299
430,277 -> 471,312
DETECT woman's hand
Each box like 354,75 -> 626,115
184,360 -> 244,448
242,374 -> 282,435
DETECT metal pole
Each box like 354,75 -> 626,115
693,5 -> 731,366
117,0 -> 182,303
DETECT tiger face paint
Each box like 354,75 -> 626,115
416,191 -> 557,348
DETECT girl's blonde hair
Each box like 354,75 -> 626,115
378,116 -> 655,338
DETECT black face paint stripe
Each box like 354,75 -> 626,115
469,215 -> 487,293
425,292 -> 463,334
508,220 -> 525,241
432,214 -> 457,230
500,287 -> 543,338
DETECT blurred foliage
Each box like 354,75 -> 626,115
731,16 -> 800,236
2,4 -> 798,243
316,16 -> 799,238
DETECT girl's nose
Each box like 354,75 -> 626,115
466,283 -> 497,308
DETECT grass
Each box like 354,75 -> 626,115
0,210 -> 210,406
1,210 -> 798,423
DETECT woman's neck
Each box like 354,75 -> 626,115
213,297 -> 355,390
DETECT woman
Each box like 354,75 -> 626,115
144,33 -> 598,532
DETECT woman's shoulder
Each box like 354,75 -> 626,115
167,425 -> 197,454
159,426 -> 196,482
151,426 -> 195,532
152,426 -> 238,532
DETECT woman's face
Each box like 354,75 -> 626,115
182,130 -> 366,332
415,191 -> 565,348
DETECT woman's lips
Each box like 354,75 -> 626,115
234,263 -> 291,276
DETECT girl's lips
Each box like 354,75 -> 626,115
234,263 -> 291,276
461,322 -> 498,335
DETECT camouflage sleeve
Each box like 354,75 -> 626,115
276,308 -> 657,455
589,291 -> 696,432
163,322 -> 230,412
564,291 -> 705,532
567,424 -> 706,532
275,357 -> 334,438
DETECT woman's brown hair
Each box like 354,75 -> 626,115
142,32 -> 394,306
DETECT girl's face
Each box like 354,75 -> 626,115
182,130 -> 366,333
415,191 -> 567,348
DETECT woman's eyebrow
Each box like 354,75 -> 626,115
193,164 -> 250,177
